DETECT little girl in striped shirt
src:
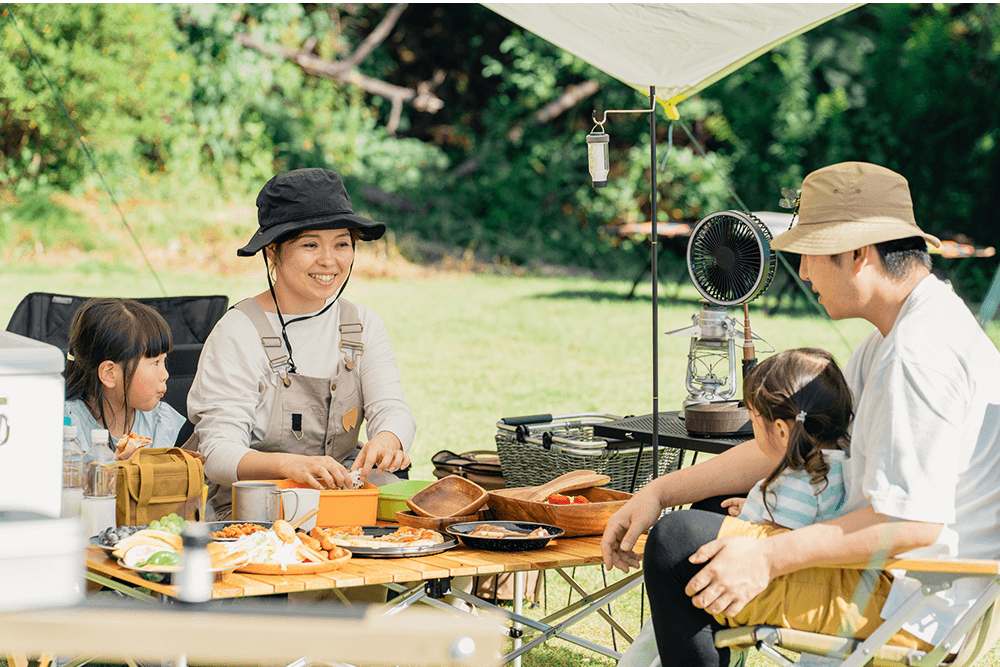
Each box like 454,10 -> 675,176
722,347 -> 853,529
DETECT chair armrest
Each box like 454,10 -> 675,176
823,557 -> 1000,575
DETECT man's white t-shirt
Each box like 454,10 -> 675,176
841,275 -> 1000,644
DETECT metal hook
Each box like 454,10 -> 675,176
592,98 -> 657,128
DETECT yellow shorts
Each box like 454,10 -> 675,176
712,517 -> 931,652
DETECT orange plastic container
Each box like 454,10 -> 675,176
273,479 -> 379,527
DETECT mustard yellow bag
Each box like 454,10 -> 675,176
116,447 -> 205,525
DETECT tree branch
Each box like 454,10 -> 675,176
333,3 -> 408,74
232,31 -> 443,134
507,79 -> 600,141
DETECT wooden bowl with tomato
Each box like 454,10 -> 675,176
487,485 -> 632,537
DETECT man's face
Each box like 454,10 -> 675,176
798,253 -> 859,320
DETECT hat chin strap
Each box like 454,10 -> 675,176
263,254 -> 353,375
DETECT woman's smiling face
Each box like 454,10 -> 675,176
269,228 -> 355,313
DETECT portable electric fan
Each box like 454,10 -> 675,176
668,210 -> 776,435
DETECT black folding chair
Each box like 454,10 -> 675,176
6,293 -> 229,436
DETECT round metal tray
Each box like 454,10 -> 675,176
446,521 -> 563,552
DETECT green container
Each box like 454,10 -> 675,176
377,480 -> 434,522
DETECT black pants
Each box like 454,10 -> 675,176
644,509 -> 728,667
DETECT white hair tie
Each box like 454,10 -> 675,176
796,410 -> 807,423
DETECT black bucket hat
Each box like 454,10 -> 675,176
237,168 -> 386,257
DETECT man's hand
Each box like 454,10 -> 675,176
685,536 -> 775,617
601,495 -> 662,573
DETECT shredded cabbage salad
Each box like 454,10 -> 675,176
228,530 -> 302,570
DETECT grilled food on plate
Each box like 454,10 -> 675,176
215,519 -> 347,569
311,525 -> 444,549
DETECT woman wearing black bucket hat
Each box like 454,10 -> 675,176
186,168 -> 416,519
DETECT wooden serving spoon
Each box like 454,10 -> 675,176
289,507 -> 320,530
501,470 -> 612,502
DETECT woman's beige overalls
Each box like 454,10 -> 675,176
197,298 -> 397,520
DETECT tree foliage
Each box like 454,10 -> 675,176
702,4 -> 999,297
1,3 -> 998,294
0,3 -> 193,192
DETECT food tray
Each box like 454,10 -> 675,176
446,521 -> 563,552
235,549 -> 351,575
327,526 -> 458,559
495,413 -> 682,493
273,479 -> 379,527
488,486 -> 631,537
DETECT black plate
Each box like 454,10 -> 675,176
331,526 -> 457,558
203,520 -> 274,541
88,535 -> 117,553
446,521 -> 563,552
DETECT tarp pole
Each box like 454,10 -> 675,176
650,86 -> 659,480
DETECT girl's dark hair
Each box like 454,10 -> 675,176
743,347 -> 853,521
63,298 -> 173,430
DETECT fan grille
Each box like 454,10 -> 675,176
687,211 -> 775,306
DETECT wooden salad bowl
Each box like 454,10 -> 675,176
405,475 -> 489,518
488,486 -> 632,537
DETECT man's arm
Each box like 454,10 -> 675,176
602,438 -> 778,572
685,505 -> 943,617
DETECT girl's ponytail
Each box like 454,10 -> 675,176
743,347 -> 853,521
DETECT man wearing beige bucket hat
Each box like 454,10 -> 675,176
603,161 -> 1000,666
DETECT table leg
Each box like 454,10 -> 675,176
85,572 -> 158,603
627,262 -> 650,299
513,572 -> 524,667
501,570 -> 645,664
552,568 -> 634,642
381,582 -> 431,616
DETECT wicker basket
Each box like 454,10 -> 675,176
495,413 -> 682,493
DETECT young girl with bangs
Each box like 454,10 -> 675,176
721,347 -> 854,531
63,298 -> 186,457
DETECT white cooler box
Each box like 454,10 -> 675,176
0,510 -> 84,611
0,330 -> 65,517
0,333 -> 83,611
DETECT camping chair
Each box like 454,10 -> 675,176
711,556 -> 1000,667
5,292 -> 229,427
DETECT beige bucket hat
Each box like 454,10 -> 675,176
770,161 -> 941,254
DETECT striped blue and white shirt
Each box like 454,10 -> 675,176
739,449 -> 848,529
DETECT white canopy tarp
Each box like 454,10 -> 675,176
486,3 -> 860,109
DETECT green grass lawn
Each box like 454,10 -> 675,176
0,259 -> 877,480
3,261 -> 999,666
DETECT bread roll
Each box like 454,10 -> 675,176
273,519 -> 296,544
132,529 -> 183,550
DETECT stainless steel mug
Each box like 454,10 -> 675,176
232,481 -> 282,522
